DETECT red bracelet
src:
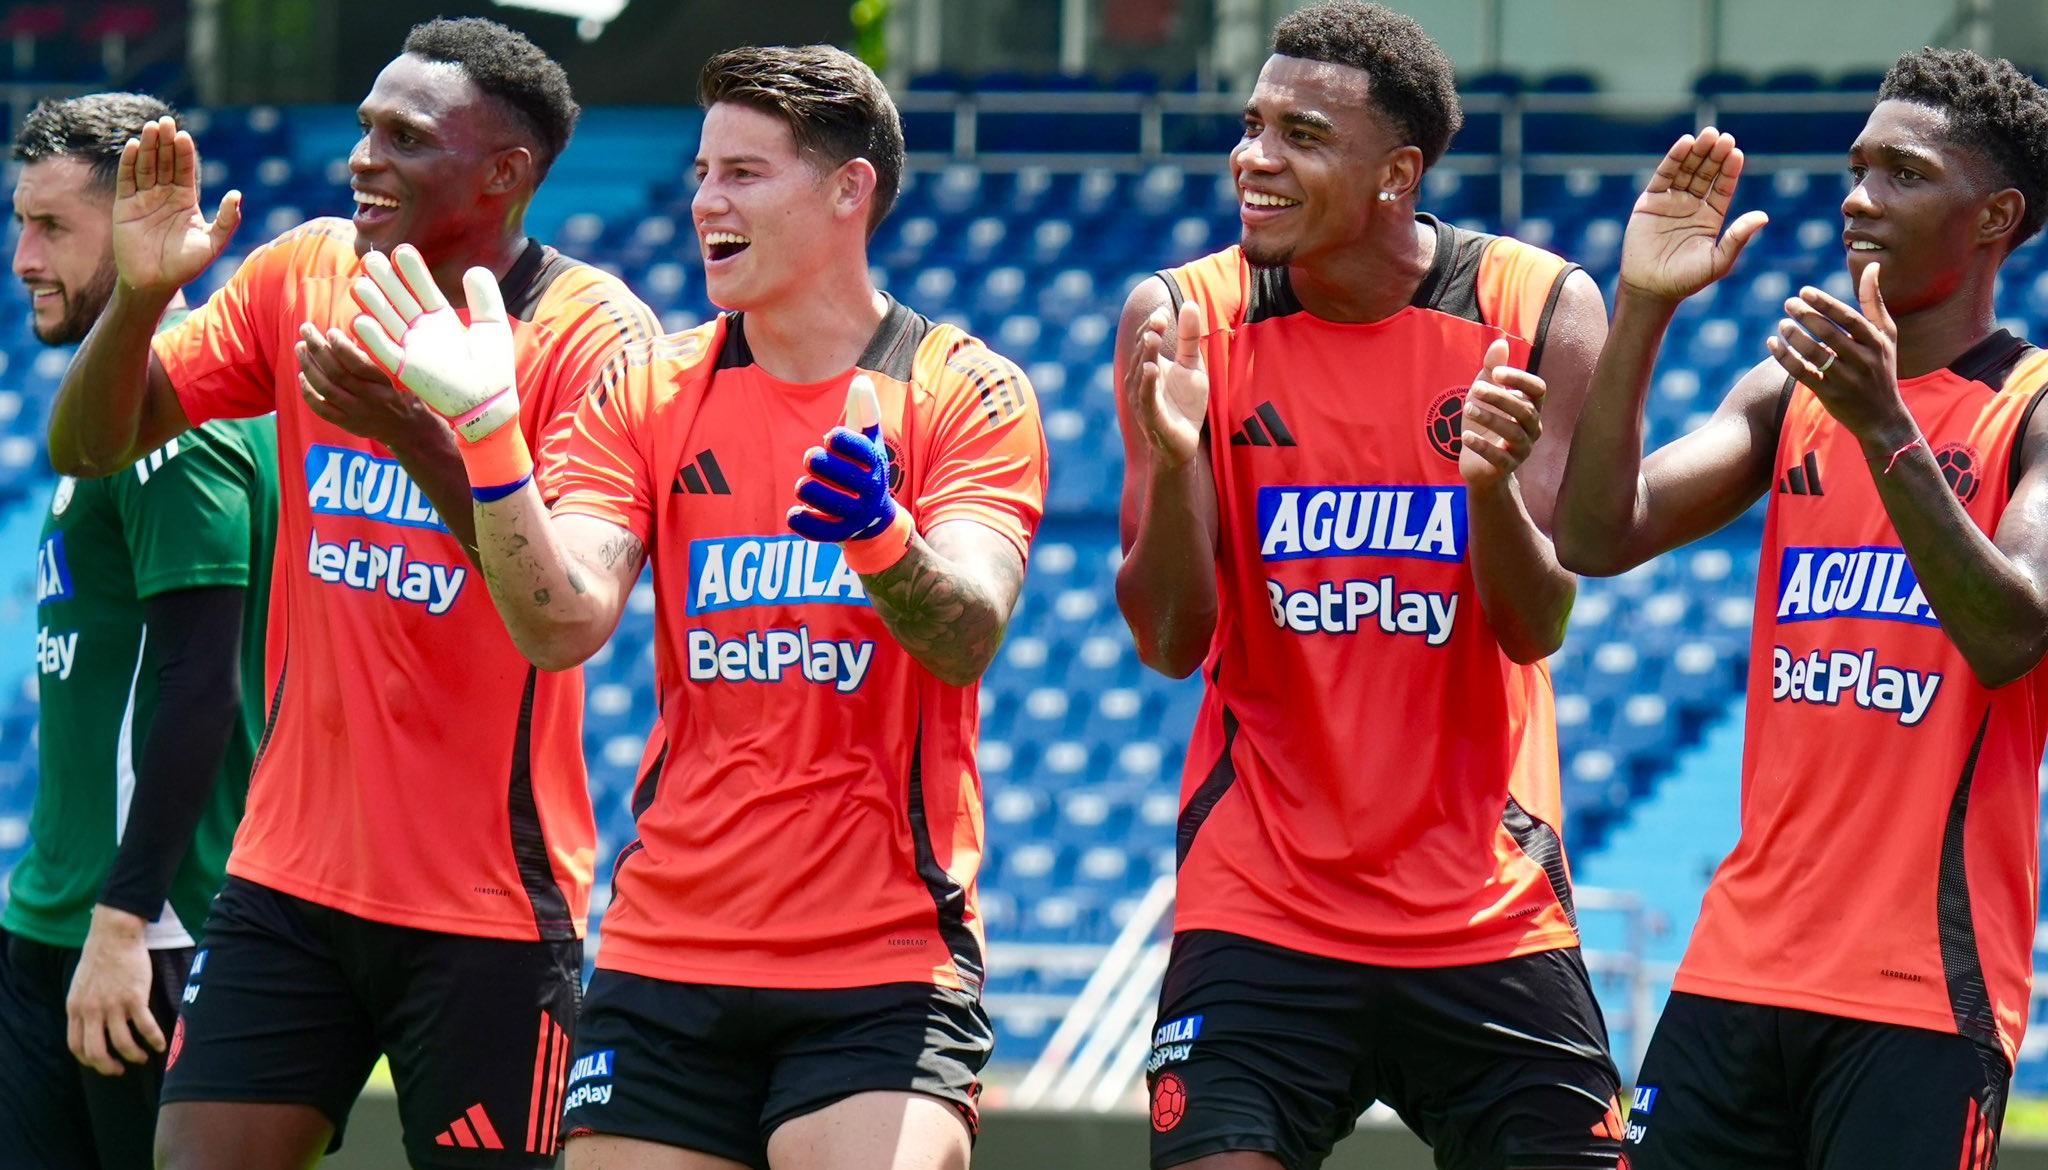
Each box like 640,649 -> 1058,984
1883,435 -> 1926,474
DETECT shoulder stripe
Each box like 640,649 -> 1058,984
947,348 -> 1028,425
1525,264 -> 1580,376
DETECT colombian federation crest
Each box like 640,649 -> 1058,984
49,476 -> 75,517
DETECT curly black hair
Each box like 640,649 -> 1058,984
700,45 -> 906,235
1879,47 -> 2048,247
1271,1 -> 1463,168
12,92 -> 175,189
404,17 -> 580,179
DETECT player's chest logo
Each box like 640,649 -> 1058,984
49,476 -> 75,517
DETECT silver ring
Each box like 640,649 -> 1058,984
1816,350 -> 1837,376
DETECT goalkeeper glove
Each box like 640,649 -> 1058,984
787,375 -> 914,573
350,244 -> 531,499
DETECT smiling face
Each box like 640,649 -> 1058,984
692,101 -> 864,312
1841,99 -> 2020,314
12,156 -> 116,345
1231,53 -> 1410,269
348,53 -> 526,260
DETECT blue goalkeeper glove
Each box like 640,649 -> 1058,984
789,375 -> 898,543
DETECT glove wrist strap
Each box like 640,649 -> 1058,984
842,508 -> 914,575
458,423 -> 533,493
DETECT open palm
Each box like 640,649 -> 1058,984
1136,300 -> 1208,467
112,116 -> 242,295
1620,127 -> 1767,301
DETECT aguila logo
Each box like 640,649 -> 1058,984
1424,389 -> 1464,462
1933,442 -> 1980,504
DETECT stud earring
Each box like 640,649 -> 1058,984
1377,191 -> 1396,202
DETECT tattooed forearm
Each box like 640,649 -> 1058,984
598,532 -> 640,570
861,530 -> 1023,687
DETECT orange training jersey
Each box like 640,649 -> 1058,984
1677,330 -> 2048,1064
154,219 -> 658,940
550,296 -> 1046,990
1164,218 -> 1585,966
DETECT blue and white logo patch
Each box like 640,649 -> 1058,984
1257,485 -> 1466,564
563,1048 -> 615,1112
36,533 -> 70,604
1775,545 -> 1937,627
304,445 -> 448,532
687,535 -> 870,616
1146,1014 -> 1203,1074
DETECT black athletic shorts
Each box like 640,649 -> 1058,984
159,876 -> 582,1168
1146,930 -> 1624,1170
1623,991 -> 2009,1170
560,968 -> 993,1168
0,926 -> 191,1170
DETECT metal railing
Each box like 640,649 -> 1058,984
895,89 -> 1877,229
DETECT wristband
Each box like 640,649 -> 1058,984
472,473 -> 532,503
1883,435 -> 1926,475
841,508 -> 914,575
457,423 -> 533,492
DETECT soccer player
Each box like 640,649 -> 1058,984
0,92 -> 275,1170
1553,50 -> 2048,1170
351,43 -> 1045,1170
1115,4 -> 1623,1169
43,20 -> 655,1169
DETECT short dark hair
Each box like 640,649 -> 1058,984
1272,1 -> 1463,169
11,92 -> 175,189
1879,47 -> 2048,248
699,44 -> 906,234
403,17 -> 580,179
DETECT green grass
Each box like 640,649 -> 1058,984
2009,1096 -> 2048,1138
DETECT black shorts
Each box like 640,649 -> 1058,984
160,876 -> 582,1168
561,968 -> 992,1169
0,926 -> 191,1170
1624,991 -> 2008,1170
1147,931 -> 1624,1170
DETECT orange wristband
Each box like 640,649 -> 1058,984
841,508 -> 914,575
458,424 -> 533,491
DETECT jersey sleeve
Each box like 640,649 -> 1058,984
151,234 -> 299,425
548,350 -> 658,546
914,346 -> 1048,564
111,424 -> 260,598
523,273 -> 660,504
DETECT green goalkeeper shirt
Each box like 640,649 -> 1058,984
6,409 -> 277,949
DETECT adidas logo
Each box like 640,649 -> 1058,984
1777,450 -> 1824,496
433,1103 -> 505,1150
672,449 -> 731,495
1229,402 -> 1297,447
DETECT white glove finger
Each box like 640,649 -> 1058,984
394,244 -> 447,314
352,313 -> 405,373
463,267 -> 507,325
364,251 -> 424,323
844,374 -> 881,433
352,276 -> 409,345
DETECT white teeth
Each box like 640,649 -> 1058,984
1849,240 -> 1882,251
704,231 -> 751,247
352,191 -> 399,209
1242,191 -> 1300,208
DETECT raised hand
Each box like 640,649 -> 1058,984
1129,299 -> 1208,469
351,244 -> 519,442
1460,337 -> 1548,490
1620,127 -> 1768,302
112,115 -> 243,296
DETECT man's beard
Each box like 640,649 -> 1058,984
34,256 -> 117,346
1240,234 -> 1295,268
